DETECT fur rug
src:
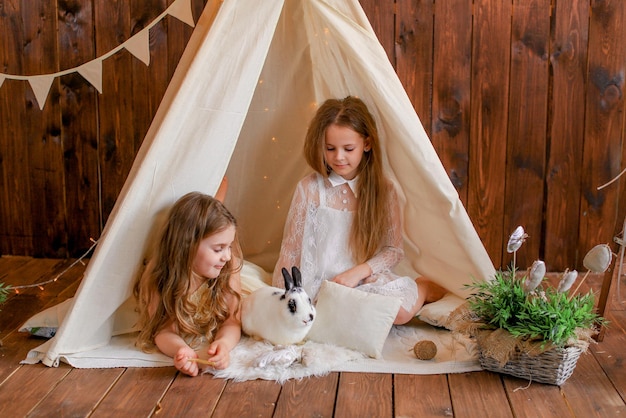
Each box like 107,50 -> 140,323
204,337 -> 365,383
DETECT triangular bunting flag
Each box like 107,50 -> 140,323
28,75 -> 55,110
77,60 -> 104,93
168,0 -> 195,27
124,27 -> 151,66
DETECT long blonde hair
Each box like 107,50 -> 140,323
303,96 -> 390,263
134,192 -> 242,351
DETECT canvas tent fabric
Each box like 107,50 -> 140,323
24,0 -> 495,369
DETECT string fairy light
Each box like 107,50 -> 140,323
9,238 -> 98,294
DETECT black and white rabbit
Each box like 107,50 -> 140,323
242,266 -> 316,345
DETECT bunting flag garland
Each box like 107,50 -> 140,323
0,0 -> 195,110
77,61 -> 104,94
168,0 -> 196,27
123,29 -> 152,67
28,76 -> 56,110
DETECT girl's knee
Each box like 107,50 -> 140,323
394,303 -> 423,325
415,277 -> 447,304
394,308 -> 414,325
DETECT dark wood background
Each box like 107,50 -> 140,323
1,0 -> 625,272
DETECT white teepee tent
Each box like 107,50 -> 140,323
23,0 -> 494,368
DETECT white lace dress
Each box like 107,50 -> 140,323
272,172 -> 418,311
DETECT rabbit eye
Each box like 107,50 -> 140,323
288,299 -> 297,314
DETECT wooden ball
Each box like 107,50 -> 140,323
413,340 -> 437,360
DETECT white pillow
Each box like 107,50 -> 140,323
306,281 -> 401,358
240,260 -> 273,295
416,292 -> 465,329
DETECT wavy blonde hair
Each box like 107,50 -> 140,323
134,192 -> 242,351
304,96 -> 390,263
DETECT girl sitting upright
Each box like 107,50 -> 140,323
273,96 -> 445,324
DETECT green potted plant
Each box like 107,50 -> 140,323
461,226 -> 609,385
0,281 -> 8,307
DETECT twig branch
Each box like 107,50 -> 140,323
597,167 -> 626,190
187,358 -> 215,366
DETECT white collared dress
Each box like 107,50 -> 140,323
272,172 -> 418,311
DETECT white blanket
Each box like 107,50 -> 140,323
21,261 -> 480,378
206,320 -> 479,383
22,307 -> 479,381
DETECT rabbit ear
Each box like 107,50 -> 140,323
282,267 -> 294,291
291,266 -> 302,288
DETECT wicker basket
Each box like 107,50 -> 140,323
478,345 -> 583,386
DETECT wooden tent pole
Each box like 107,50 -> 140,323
595,215 -> 625,341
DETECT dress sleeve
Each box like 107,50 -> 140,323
272,179 -> 309,288
365,185 -> 405,275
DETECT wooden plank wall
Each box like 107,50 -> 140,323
361,0 -> 626,271
0,0 -> 624,272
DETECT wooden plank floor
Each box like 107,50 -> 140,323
0,255 -> 625,417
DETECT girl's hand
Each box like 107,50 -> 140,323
173,346 -> 200,377
332,271 -> 362,288
207,340 -> 231,370
332,263 -> 372,288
